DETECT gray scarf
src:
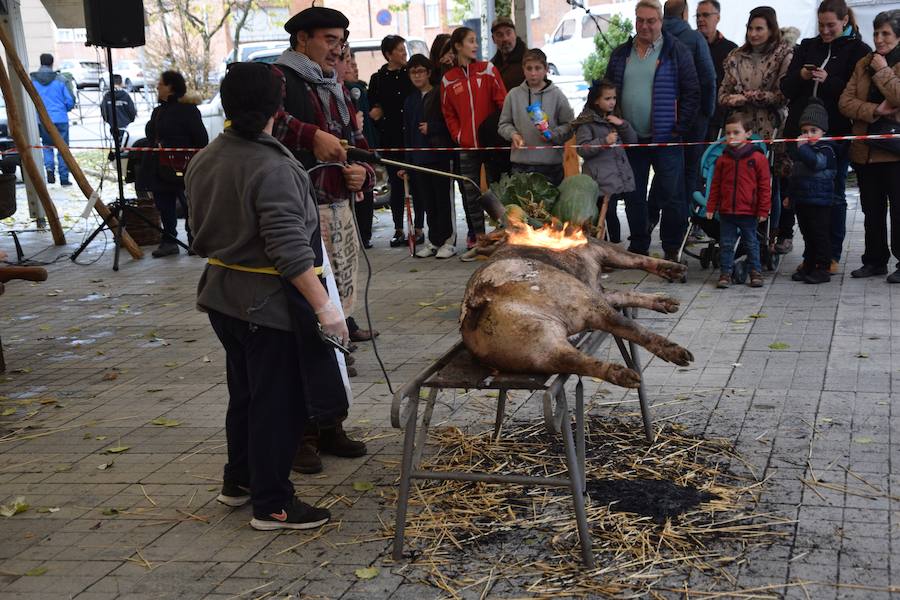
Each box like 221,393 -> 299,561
275,49 -> 350,127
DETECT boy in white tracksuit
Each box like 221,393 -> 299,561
498,48 -> 574,186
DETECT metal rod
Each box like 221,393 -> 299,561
625,308 -> 655,443
493,388 -> 507,442
409,470 -> 572,487
575,376 -> 586,495
392,393 -> 420,561
413,387 -> 437,469
379,157 -> 481,191
559,401 -> 595,568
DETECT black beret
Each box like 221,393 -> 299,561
284,7 -> 349,34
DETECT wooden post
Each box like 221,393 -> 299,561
0,26 -> 143,259
0,59 -> 65,244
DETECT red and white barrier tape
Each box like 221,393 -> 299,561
3,132 -> 899,156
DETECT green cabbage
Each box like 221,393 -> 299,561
552,175 -> 600,226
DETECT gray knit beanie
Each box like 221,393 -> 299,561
799,98 -> 828,132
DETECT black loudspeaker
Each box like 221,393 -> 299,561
83,0 -> 146,48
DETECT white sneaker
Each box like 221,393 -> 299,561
414,242 -> 436,258
435,244 -> 456,259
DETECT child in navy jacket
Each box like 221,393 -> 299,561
789,98 -> 837,284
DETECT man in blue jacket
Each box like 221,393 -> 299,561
658,0 -> 716,235
604,0 -> 699,259
30,54 -> 75,186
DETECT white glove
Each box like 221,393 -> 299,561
315,300 -> 349,346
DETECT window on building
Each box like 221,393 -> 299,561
56,29 -> 87,43
531,0 -> 540,18
232,7 -> 290,42
425,0 -> 440,27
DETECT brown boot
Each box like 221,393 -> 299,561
292,442 -> 322,474
319,421 -> 367,458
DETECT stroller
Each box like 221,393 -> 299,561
680,136 -> 782,284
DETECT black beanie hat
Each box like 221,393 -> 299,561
799,97 -> 828,132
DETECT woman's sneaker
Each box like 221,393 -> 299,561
216,481 -> 250,507
250,497 -> 330,531
435,244 -> 456,259
414,242 -> 436,258
716,275 -> 730,289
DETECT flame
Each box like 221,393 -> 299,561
505,220 -> 588,250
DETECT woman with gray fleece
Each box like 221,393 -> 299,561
498,49 -> 574,186
186,62 -> 340,532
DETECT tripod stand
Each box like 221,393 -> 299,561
70,46 -> 185,270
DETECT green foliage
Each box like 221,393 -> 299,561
449,0 -> 472,24
495,0 -> 512,17
581,14 -> 633,82
491,172 -> 559,223
388,1 -> 411,12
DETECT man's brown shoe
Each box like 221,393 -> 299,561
319,422 -> 367,458
292,443 -> 323,474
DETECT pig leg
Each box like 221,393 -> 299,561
583,300 -> 693,366
601,291 -> 680,314
588,238 -> 686,281
540,337 -> 641,389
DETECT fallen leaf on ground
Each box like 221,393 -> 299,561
855,436 -> 874,444
101,372 -> 118,381
0,496 -> 29,517
733,319 -> 751,324
749,313 -> 767,319
856,353 -> 869,358
352,481 -> 375,492
97,461 -> 114,470
1,408 -> 15,416
768,342 -> 790,350
24,566 -> 47,576
355,566 -> 379,579
150,418 -> 181,427
104,445 -> 130,454
101,508 -> 119,516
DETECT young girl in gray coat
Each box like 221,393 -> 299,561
574,80 -> 636,243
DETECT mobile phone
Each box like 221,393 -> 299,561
317,323 -> 351,354
803,64 -> 819,70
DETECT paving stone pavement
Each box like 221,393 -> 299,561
0,185 -> 898,599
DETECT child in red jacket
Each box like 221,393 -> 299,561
706,113 -> 771,288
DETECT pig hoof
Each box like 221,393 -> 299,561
654,295 -> 680,313
605,364 -> 641,388
659,262 -> 687,281
657,343 -> 693,366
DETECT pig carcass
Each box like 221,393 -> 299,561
460,235 -> 693,388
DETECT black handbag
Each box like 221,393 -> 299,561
866,117 -> 900,155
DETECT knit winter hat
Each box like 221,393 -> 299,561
799,98 -> 828,132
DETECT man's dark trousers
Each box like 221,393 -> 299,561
208,310 -> 306,517
625,144 -> 686,254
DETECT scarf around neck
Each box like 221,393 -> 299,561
275,49 -> 350,127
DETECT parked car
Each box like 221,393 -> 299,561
113,61 -> 145,91
57,59 -> 104,89
0,95 -> 19,176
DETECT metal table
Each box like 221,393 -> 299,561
390,308 -> 656,568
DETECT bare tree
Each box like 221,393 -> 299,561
230,0 -> 289,63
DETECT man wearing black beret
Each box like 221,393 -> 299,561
271,5 -> 375,475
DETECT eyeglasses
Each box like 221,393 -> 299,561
319,35 -> 348,52
635,17 -> 660,26
408,68 -> 429,76
695,11 -> 719,18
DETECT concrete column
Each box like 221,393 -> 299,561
2,0 -> 46,227
514,0 -> 532,46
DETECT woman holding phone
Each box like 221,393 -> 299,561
778,0 -> 871,268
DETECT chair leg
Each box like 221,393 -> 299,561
0,334 -> 5,374
412,387 -> 437,468
560,401 -> 595,568
493,388 -> 507,442
392,392 -> 421,561
575,377 -> 586,495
